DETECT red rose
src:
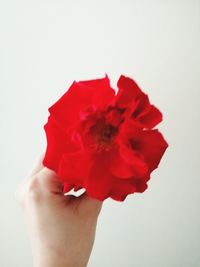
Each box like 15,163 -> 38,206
43,75 -> 168,201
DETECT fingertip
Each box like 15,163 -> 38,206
38,167 -> 57,178
29,153 -> 45,176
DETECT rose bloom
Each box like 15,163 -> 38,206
43,75 -> 168,201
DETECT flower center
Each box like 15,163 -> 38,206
89,118 -> 118,151
100,124 -> 118,143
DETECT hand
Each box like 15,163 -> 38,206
16,156 -> 103,267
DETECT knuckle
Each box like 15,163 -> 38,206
26,176 -> 42,202
15,175 -> 43,208
28,175 -> 40,191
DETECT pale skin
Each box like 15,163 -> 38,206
16,156 -> 103,267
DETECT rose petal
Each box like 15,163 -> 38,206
63,182 -> 73,193
43,116 -> 79,172
79,74 -> 115,109
131,94 -> 150,118
115,75 -> 142,107
109,145 -> 148,179
84,152 -> 113,201
110,177 -> 137,201
58,151 -> 91,184
49,76 -> 115,131
138,105 -> 163,129
133,178 -> 148,193
118,144 -> 149,178
134,129 -> 168,172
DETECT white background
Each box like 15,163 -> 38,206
0,0 -> 200,266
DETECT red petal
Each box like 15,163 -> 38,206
105,108 -> 123,126
79,74 -> 115,109
118,120 -> 168,172
49,76 -> 115,130
63,182 -> 73,193
131,94 -> 150,118
84,152 -> 113,201
134,178 -> 148,193
74,185 -> 83,192
109,175 -> 149,201
135,129 -> 168,172
63,183 -> 83,194
118,144 -> 148,178
49,81 -> 94,130
58,151 -> 91,184
110,177 -> 137,201
138,105 -> 163,129
116,76 -> 163,129
43,116 -> 79,172
115,75 -> 142,107
109,145 -> 148,179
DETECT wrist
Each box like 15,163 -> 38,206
33,248 -> 87,267
34,257 -> 87,267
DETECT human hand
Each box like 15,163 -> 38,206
16,156 -> 103,267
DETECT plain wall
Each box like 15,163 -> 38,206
0,0 -> 200,266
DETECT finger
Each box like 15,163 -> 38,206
16,153 -> 45,203
29,153 -> 45,176
36,167 -> 64,195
